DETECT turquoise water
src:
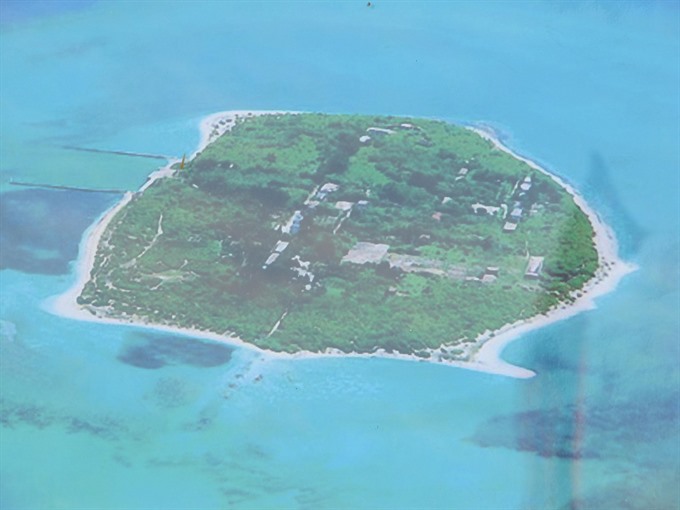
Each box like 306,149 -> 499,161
1,2 -> 678,509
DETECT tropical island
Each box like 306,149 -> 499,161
53,111 -> 631,376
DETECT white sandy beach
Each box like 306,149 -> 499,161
461,125 -> 637,377
47,111 -> 636,379
196,109 -> 296,156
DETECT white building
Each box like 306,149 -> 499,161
525,256 -> 545,278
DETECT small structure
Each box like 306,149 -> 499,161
441,196 -> 452,205
472,203 -> 501,215
316,183 -> 339,200
273,241 -> 289,253
367,127 -> 395,135
458,167 -> 469,176
503,222 -> 518,232
282,210 -> 304,235
519,175 -> 532,192
292,255 -> 310,270
525,256 -> 545,279
342,242 -> 390,265
293,266 -> 315,282
304,185 -> 320,205
510,207 -> 523,221
320,183 -> 339,192
481,266 -> 499,284
335,201 -> 354,212
290,215 -> 303,234
263,252 -> 280,269
356,200 -> 369,211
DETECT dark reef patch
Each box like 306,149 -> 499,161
470,392 -> 679,461
117,332 -> 233,370
0,397 -> 126,441
147,377 -> 199,408
0,188 -> 119,274
0,400 -> 53,429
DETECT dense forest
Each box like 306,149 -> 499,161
80,113 -> 598,357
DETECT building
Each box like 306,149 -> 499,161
342,242 -> 390,265
510,207 -> 523,221
525,256 -> 545,278
455,168 -> 469,181
335,201 -> 354,212
520,175 -> 532,192
290,213 -> 303,234
355,200 -> 369,211
316,182 -> 339,200
481,266 -> 499,283
282,210 -> 304,235
367,127 -> 395,135
322,183 -> 338,192
262,252 -> 280,269
274,241 -> 289,253
472,203 -> 501,215
503,222 -> 518,232
263,241 -> 290,269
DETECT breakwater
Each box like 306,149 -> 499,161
8,180 -> 127,194
62,145 -> 171,160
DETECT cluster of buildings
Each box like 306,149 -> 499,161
503,175 -> 533,233
260,122 -> 547,293
263,180 -> 372,289
261,240 -> 316,290
263,240 -> 290,268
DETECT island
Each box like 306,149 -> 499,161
53,111 -> 633,377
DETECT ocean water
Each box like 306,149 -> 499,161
1,2 -> 678,509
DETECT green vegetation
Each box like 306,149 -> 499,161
80,113 -> 598,356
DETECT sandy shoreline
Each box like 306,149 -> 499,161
196,109 -> 296,156
464,124 -> 637,376
47,160 -> 177,325
47,111 -> 636,379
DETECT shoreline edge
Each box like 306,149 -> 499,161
46,110 -> 637,379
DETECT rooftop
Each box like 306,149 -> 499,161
342,242 -> 390,265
